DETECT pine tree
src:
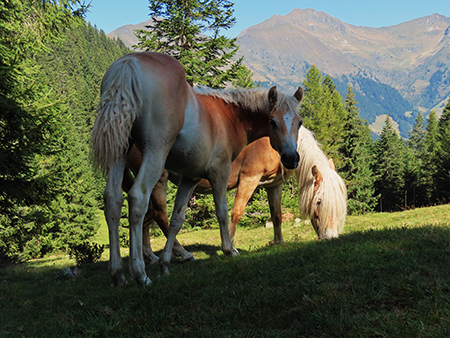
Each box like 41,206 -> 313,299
437,97 -> 450,201
340,86 -> 377,214
373,116 -> 406,211
422,111 -> 441,204
405,113 -> 426,207
135,0 -> 253,88
300,66 -> 345,159
0,2 -> 110,258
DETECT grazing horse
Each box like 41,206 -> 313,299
91,52 -> 303,285
126,126 -> 347,262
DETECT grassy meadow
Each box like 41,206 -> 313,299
1,205 -> 450,337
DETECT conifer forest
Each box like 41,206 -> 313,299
1,0 -> 450,260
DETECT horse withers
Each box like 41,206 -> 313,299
91,52 -> 303,286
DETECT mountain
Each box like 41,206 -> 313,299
236,9 -> 450,136
107,19 -> 151,48
106,9 -> 450,137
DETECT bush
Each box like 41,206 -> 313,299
68,242 -> 104,265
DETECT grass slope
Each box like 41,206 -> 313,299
1,205 -> 450,337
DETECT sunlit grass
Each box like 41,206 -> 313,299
1,204 -> 450,337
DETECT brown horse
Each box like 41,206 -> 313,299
125,126 -> 347,263
91,52 -> 303,285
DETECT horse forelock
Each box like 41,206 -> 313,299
194,87 -> 299,115
296,127 -> 347,233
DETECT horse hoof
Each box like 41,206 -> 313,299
160,263 -> 170,276
143,276 -> 152,286
179,255 -> 196,263
146,256 -> 160,265
224,247 -> 239,257
136,275 -> 152,286
111,272 -> 127,287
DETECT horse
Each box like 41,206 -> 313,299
125,126 -> 347,263
91,52 -> 303,285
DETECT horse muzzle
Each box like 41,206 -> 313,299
281,151 -> 300,169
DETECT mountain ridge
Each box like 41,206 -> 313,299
106,9 -> 450,137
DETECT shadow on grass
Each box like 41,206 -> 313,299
2,224 -> 450,337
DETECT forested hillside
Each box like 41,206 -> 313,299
1,0 -> 450,261
0,0 -> 131,260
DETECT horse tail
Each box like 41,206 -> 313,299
91,57 -> 143,174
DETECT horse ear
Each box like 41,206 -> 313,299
294,87 -> 303,102
312,165 -> 323,193
268,86 -> 278,108
328,158 -> 335,171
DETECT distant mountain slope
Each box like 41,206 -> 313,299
237,9 -> 450,137
107,9 -> 450,137
107,19 -> 151,48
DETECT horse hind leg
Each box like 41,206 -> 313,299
127,153 -> 167,285
150,170 -> 194,262
160,176 -> 200,276
104,158 -> 127,286
229,175 -> 262,245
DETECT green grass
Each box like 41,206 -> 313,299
1,205 -> 450,337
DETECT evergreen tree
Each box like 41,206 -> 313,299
136,0 -> 253,88
437,97 -> 450,201
422,111 -> 441,204
339,86 -> 377,214
300,65 -> 323,128
373,116 -> 406,211
300,66 -> 345,159
322,75 -> 346,162
0,2 -> 118,258
405,112 -> 426,207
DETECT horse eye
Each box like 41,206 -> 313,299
269,119 -> 278,128
317,198 -> 322,205
297,119 -> 303,129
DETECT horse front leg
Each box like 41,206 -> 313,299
160,176 -> 199,276
104,158 -> 127,286
266,184 -> 284,244
210,166 -> 239,256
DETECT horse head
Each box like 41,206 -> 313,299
267,86 -> 303,170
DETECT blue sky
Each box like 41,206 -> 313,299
85,0 -> 450,37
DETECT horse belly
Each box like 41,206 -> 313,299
165,131 -> 213,177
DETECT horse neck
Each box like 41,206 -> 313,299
195,88 -> 272,145
234,105 -> 271,144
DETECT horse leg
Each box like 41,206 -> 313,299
151,170 -> 195,262
104,158 -> 127,286
266,184 -> 284,244
160,176 -> 199,276
142,208 -> 160,265
127,154 -> 166,286
123,166 -> 160,264
229,175 -> 262,245
209,166 -> 239,256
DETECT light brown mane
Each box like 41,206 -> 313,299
194,87 -> 300,114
